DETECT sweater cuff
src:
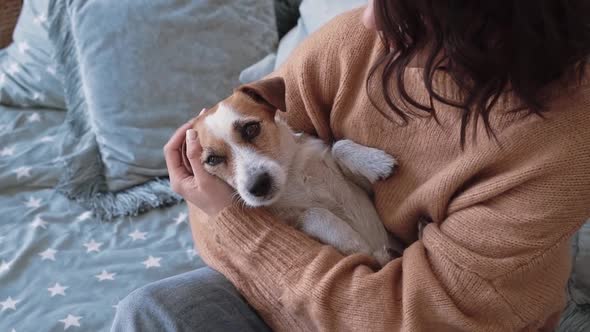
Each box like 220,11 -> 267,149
213,204 -> 323,277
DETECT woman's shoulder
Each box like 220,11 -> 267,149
495,75 -> 590,160
281,8 -> 380,69
316,8 -> 379,53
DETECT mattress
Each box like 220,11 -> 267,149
0,105 -> 203,331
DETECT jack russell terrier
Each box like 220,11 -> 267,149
183,77 -> 403,266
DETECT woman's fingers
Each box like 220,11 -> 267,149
165,120 -> 194,152
185,129 -> 210,180
164,121 -> 195,191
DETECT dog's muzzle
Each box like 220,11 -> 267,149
246,172 -> 273,197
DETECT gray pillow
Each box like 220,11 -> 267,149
0,0 -> 65,109
558,221 -> 590,331
48,0 -> 277,219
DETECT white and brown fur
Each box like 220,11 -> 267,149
186,77 -> 402,266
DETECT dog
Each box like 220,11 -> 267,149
184,77 -> 403,266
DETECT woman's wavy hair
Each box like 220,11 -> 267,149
368,0 -> 590,146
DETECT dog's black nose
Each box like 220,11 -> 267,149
248,173 -> 272,197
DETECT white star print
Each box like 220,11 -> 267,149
39,135 -> 55,143
47,66 -> 57,75
6,62 -> 19,75
76,211 -> 93,221
59,314 -> 82,330
0,297 -> 20,312
30,215 -> 48,229
95,270 -> 116,281
0,260 -> 11,273
33,14 -> 47,25
27,112 -> 41,123
142,256 -> 162,269
0,146 -> 14,156
17,42 -> 30,54
174,212 -> 188,225
39,248 -> 57,261
14,166 -> 32,180
48,283 -> 68,297
83,239 -> 103,253
25,197 -> 42,209
129,229 -> 147,241
32,92 -> 46,101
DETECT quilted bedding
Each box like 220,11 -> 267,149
0,105 -> 202,331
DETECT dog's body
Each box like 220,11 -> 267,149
266,130 -> 400,265
189,77 -> 402,266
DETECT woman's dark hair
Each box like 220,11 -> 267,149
368,0 -> 590,146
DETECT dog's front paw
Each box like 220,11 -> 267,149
365,147 -> 397,182
332,140 -> 397,184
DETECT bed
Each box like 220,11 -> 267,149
0,105 -> 202,331
0,1 -> 271,330
1,1 -> 588,331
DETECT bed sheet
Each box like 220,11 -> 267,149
0,105 -> 202,331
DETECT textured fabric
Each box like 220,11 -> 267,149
188,9 -> 590,332
239,53 -> 278,84
111,267 -> 271,332
46,0 -> 277,219
0,0 -> 65,109
274,0 -> 302,39
0,105 -> 200,331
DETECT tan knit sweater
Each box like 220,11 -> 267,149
188,9 -> 590,332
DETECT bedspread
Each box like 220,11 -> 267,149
0,105 -> 202,331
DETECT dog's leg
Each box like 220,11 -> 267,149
332,140 -> 397,190
298,207 -> 374,257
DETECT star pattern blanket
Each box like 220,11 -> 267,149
0,105 -> 202,331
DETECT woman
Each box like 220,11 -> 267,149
113,1 -> 590,331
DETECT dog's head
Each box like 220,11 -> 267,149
187,77 -> 294,207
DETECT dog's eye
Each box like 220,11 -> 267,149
242,122 -> 261,141
205,155 -> 225,166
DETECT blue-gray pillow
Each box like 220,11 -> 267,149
48,0 -> 277,219
0,0 -> 65,109
558,221 -> 590,331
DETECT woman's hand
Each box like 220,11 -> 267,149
164,119 -> 235,217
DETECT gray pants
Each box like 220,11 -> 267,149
111,267 -> 272,332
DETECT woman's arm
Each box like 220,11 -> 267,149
190,136 -> 589,331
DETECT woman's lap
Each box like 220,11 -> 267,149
111,266 -> 271,332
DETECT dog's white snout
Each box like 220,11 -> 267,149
233,147 -> 287,207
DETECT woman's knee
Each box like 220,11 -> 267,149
116,283 -> 160,317
111,267 -> 271,332
111,281 -> 182,332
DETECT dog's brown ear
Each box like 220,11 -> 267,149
237,77 -> 286,113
